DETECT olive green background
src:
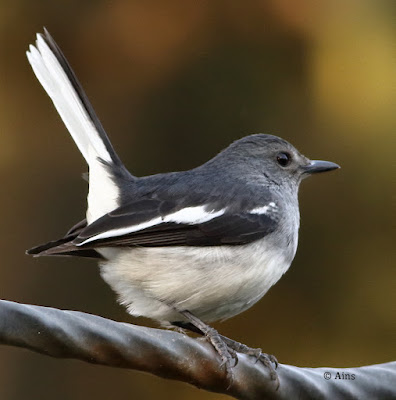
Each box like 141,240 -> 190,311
0,1 -> 394,399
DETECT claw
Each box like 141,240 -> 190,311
233,353 -> 239,367
269,354 -> 279,369
252,348 -> 262,363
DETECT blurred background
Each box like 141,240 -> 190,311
0,1 -> 395,399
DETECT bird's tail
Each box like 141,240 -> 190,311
26,29 -> 132,223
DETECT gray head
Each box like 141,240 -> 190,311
209,134 -> 339,190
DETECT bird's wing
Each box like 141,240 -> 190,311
76,194 -> 281,247
28,195 -> 280,256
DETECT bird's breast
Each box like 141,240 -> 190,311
99,234 -> 294,323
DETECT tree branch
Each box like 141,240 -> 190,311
0,300 -> 394,399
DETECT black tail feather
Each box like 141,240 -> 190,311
27,218 -> 102,259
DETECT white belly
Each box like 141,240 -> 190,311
99,238 -> 292,323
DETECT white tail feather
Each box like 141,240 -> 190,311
26,34 -> 112,164
26,33 -> 120,223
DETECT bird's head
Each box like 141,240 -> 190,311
213,134 -> 340,190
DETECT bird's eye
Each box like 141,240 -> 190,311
276,152 -> 292,167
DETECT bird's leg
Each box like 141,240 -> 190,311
172,319 -> 279,389
178,310 -> 237,385
171,321 -> 205,335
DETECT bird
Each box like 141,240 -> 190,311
26,29 -> 339,388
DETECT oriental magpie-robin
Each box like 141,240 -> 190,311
26,29 -> 339,388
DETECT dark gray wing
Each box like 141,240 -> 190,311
75,211 -> 278,248
27,187 -> 279,256
72,195 -> 279,249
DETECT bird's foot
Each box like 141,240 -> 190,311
175,311 -> 279,389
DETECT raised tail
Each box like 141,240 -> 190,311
26,29 -> 133,223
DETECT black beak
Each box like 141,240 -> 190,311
303,160 -> 340,175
